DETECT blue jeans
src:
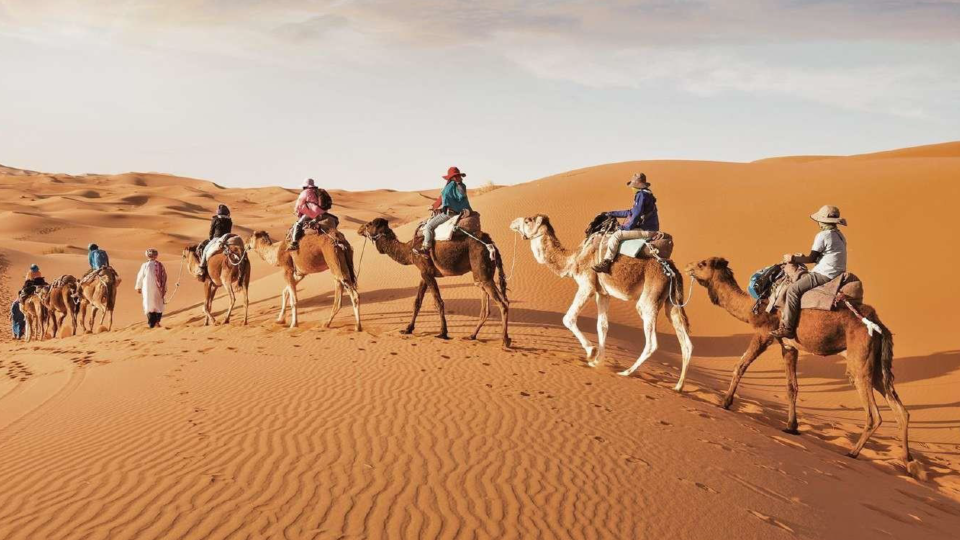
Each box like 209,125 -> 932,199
422,213 -> 455,249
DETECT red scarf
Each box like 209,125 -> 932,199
152,260 -> 167,297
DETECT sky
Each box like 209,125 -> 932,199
1,0 -> 958,190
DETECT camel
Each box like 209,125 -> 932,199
357,217 -> 510,348
510,215 -> 693,391
185,236 -> 250,326
77,267 -> 121,333
41,275 -> 79,338
245,230 -> 360,330
20,291 -> 48,342
687,257 -> 918,476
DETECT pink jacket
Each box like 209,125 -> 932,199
295,189 -> 325,219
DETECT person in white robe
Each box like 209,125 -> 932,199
135,249 -> 167,328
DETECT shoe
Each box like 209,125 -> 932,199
592,259 -> 614,274
287,242 -> 299,252
769,325 -> 796,339
415,245 -> 431,257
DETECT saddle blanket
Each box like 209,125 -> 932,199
416,212 -> 483,243
203,234 -> 238,262
616,234 -> 675,260
767,266 -> 864,313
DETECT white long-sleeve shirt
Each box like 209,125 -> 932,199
135,260 -> 166,314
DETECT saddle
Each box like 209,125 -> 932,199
303,213 -> 340,236
764,263 -> 864,314
585,214 -> 674,260
414,212 -> 482,244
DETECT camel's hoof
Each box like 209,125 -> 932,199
463,335 -> 478,341
720,400 -> 733,410
782,427 -> 800,436
587,360 -> 600,368
585,347 -> 598,361
907,460 -> 926,481
399,328 -> 413,335
845,451 -> 860,460
436,334 -> 451,340
673,384 -> 684,393
617,370 -> 634,377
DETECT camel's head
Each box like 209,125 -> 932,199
510,215 -> 552,240
246,230 -> 273,251
183,245 -> 200,266
358,218 -> 393,240
686,257 -> 731,285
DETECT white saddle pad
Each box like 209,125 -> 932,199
419,215 -> 461,242
618,238 -> 648,258
202,234 -> 235,263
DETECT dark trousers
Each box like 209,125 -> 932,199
147,312 -> 163,328
781,272 -> 832,330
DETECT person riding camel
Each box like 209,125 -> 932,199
592,172 -> 661,274
417,167 -> 472,256
769,205 -> 848,340
88,243 -> 110,270
288,178 -> 327,251
196,204 -> 234,280
19,264 -> 48,299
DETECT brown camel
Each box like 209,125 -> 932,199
41,275 -> 79,338
20,291 -> 48,342
687,257 -> 918,476
185,236 -> 250,326
245,230 -> 360,330
77,267 -> 121,333
510,215 -> 693,390
357,217 -> 510,347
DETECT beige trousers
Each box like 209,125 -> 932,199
603,229 -> 657,261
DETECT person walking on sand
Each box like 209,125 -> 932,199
135,248 -> 168,328
10,299 -> 25,340
417,166 -> 472,256
593,172 -> 662,274
770,205 -> 848,339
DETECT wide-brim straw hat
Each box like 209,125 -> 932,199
810,205 -> 847,225
626,172 -> 649,188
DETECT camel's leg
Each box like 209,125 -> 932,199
243,284 -> 249,326
222,276 -> 237,325
619,293 -> 659,377
781,346 -> 800,434
202,283 -> 216,325
721,334 -> 771,409
289,285 -> 299,329
426,277 -> 449,339
402,281 -> 428,335
325,281 -> 344,329
278,286 -> 289,324
563,281 -> 596,360
669,305 -> 694,392
478,279 -> 510,348
468,286 -> 490,340
848,369 -> 882,459
589,293 -> 610,368
107,308 -> 114,331
875,380 -> 913,470
346,284 -> 361,332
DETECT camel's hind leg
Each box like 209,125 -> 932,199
848,370 -> 883,459
619,291 -> 659,377
875,380 -> 915,474
563,280 -> 596,362
477,279 -> 510,349
589,293 -> 610,367
243,284 -> 249,326
222,277 -> 237,325
324,281 -> 344,329
202,283 -> 216,325
402,281 -> 428,335
468,286 -> 490,340
346,284 -> 361,332
668,304 -> 694,392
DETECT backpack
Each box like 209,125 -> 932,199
748,264 -> 784,300
317,188 -> 333,211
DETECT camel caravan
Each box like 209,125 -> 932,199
9,167 -> 919,477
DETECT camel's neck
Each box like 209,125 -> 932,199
705,272 -> 757,324
254,243 -> 283,267
377,235 -> 415,266
531,232 -> 576,277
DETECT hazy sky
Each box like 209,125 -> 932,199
1,1 -> 958,190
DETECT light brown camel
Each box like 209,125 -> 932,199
77,267 -> 121,334
245,230 -> 360,330
41,275 -> 79,338
20,291 -> 48,342
357,217 -> 510,348
510,215 -> 693,390
185,236 -> 250,326
687,257 -> 918,476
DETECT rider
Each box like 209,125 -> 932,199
770,205 -> 848,339
197,204 -> 233,280
88,243 -> 110,270
592,172 -> 660,274
19,264 -> 48,299
288,179 -> 325,251
417,167 -> 472,255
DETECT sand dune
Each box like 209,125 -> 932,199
1,143 -> 959,539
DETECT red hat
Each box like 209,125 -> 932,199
443,166 -> 466,180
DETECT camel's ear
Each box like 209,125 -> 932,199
717,258 -> 729,268
533,215 -> 544,232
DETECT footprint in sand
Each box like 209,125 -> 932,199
747,510 -> 795,535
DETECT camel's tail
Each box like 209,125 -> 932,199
485,233 -> 509,305
342,238 -> 358,287
663,260 -> 690,331
874,318 -> 895,393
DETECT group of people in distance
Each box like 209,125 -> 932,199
10,166 -> 848,342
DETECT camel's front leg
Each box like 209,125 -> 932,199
324,281 -> 344,329
589,294 -> 610,367
289,286 -> 299,329
242,284 -> 249,326
781,346 -> 800,434
721,334 -> 771,409
563,281 -> 596,362
402,281 -> 428,335
202,283 -> 216,325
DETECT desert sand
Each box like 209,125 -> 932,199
1,142 -> 959,539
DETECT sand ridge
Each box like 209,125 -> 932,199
2,143 -> 959,539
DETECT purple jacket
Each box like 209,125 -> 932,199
607,189 -> 659,231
